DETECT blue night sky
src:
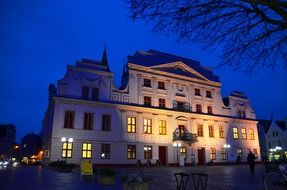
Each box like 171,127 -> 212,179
1,0 -> 286,142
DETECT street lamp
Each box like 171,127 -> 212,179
173,142 -> 182,166
223,144 -> 231,163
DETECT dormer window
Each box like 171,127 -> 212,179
159,98 -> 166,108
206,90 -> 212,98
237,110 -> 246,118
196,104 -> 202,113
91,88 -> 99,100
207,106 -> 213,114
158,81 -> 165,90
195,88 -> 201,96
144,96 -> 152,106
143,79 -> 151,87
82,86 -> 89,99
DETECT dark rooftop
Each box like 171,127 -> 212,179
257,119 -> 286,133
128,50 -> 220,82
230,91 -> 248,99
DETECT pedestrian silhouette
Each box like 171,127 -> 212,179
247,151 -> 256,174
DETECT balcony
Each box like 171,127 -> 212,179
173,127 -> 198,143
172,100 -> 191,112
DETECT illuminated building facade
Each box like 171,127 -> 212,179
42,50 -> 260,165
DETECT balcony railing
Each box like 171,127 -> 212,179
172,100 -> 191,112
173,132 -> 198,143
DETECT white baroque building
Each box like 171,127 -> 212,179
42,49 -> 260,166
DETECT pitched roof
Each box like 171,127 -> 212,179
127,50 -> 219,82
257,119 -> 287,133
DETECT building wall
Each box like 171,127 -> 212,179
43,98 -> 260,165
42,53 -> 260,165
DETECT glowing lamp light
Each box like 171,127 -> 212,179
223,144 -> 231,148
101,153 -> 105,158
275,146 -> 282,151
40,150 -> 44,155
173,142 -> 182,147
61,137 -> 66,142
68,138 -> 73,143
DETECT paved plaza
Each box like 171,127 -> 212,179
0,164 -> 266,190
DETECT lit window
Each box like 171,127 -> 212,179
195,88 -> 201,96
101,144 -> 110,159
127,117 -> 136,133
196,104 -> 202,113
102,114 -> 111,131
159,98 -> 166,108
219,126 -> 224,138
179,147 -> 187,158
197,124 -> 204,137
64,110 -> 75,129
207,106 -> 213,114
83,112 -> 93,130
233,128 -> 239,139
250,129 -> 255,140
159,120 -> 166,135
241,128 -> 247,139
206,90 -> 212,98
221,148 -> 226,160
209,125 -> 214,137
62,142 -> 73,158
210,148 -> 216,160
144,146 -> 152,159
127,145 -> 136,159
158,81 -> 165,89
143,79 -> 151,87
144,96 -> 152,106
82,143 -> 92,159
144,119 -> 152,134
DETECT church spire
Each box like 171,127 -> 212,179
101,46 -> 110,72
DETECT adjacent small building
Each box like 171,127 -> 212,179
42,49 -> 260,166
257,118 -> 287,160
0,124 -> 16,160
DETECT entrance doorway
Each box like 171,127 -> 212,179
197,147 -> 205,165
158,146 -> 167,165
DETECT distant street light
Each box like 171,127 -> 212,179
275,146 -> 282,151
173,142 -> 182,166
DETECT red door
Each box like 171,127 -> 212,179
158,146 -> 167,165
197,148 -> 205,165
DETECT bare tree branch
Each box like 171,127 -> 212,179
127,0 -> 287,73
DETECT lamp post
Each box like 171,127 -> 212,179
61,137 -> 73,162
223,144 -> 231,163
173,142 -> 182,166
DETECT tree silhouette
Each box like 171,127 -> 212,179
128,0 -> 287,72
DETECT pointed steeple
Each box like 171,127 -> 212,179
101,47 -> 110,72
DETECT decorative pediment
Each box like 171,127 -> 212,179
149,61 -> 209,81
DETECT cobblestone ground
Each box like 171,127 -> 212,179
0,164 -> 266,190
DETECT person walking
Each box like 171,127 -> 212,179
247,150 -> 256,174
